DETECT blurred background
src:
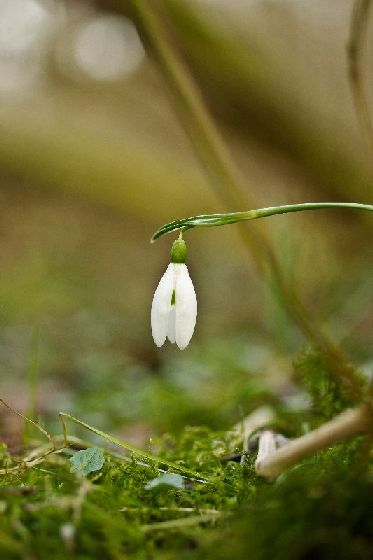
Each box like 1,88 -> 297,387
0,0 -> 372,445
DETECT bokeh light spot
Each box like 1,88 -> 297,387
74,15 -> 145,81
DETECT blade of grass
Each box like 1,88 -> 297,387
23,326 -> 40,444
59,412 -> 207,482
151,202 -> 373,240
0,398 -> 58,475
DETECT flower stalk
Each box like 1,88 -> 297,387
151,202 -> 373,241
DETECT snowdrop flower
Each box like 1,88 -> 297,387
151,236 -> 197,350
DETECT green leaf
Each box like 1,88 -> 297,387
145,473 -> 185,490
69,447 -> 105,476
151,202 -> 373,241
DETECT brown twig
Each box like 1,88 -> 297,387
255,404 -> 372,480
348,0 -> 373,165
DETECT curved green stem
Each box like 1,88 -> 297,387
152,202 -> 373,241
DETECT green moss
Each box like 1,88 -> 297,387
206,443 -> 373,560
0,343 -> 370,559
0,425 -> 372,559
294,350 -> 361,422
0,428 -> 247,559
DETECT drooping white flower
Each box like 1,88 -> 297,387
151,237 -> 197,350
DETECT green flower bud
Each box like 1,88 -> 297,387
171,236 -> 187,263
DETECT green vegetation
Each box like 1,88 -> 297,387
0,348 -> 371,559
209,443 -> 373,560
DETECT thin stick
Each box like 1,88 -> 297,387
255,404 -> 372,480
127,0 -> 362,398
23,326 -> 40,443
348,0 -> 373,163
255,430 -> 277,469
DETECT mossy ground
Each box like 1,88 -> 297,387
0,343 -> 371,559
1,432 -> 372,560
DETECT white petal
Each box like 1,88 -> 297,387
174,264 -> 197,350
151,263 -> 174,347
167,305 -> 176,343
